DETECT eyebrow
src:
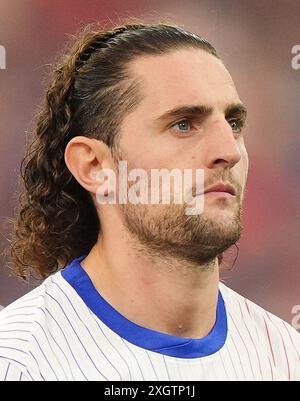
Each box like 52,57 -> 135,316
225,103 -> 248,119
153,103 -> 247,125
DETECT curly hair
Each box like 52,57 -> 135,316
10,22 -> 220,279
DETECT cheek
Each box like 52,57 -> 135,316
120,139 -> 183,171
231,144 -> 248,187
242,146 -> 249,178
119,133 -> 165,171
239,147 -> 249,188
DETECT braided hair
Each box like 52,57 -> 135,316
11,22 -> 219,279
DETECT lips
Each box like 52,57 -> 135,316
204,182 -> 236,196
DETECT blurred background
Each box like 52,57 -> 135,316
0,0 -> 299,328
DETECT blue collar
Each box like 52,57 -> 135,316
61,256 -> 228,359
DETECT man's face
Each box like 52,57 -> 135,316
115,48 -> 249,265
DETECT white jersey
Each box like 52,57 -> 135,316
0,256 -> 299,381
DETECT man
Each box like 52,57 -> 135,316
0,23 -> 299,381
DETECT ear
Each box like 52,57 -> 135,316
64,136 -> 113,195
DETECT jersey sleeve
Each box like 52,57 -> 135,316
0,359 -> 32,381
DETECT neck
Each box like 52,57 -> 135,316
81,229 -> 220,339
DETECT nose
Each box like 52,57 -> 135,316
204,117 -> 242,169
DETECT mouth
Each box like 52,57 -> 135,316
204,191 -> 235,198
204,182 -> 236,197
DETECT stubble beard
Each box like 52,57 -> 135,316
113,148 -> 244,268
121,198 -> 243,267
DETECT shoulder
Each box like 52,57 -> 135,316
220,282 -> 300,379
0,270 -> 69,326
0,271 -> 74,380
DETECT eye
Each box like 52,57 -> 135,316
228,118 -> 243,134
170,119 -> 191,133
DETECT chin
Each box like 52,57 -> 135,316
204,206 -> 238,223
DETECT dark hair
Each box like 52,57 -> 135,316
11,22 -> 220,279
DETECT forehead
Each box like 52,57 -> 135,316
129,48 -> 240,114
